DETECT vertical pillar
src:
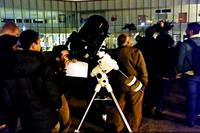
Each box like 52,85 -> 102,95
75,2 -> 78,31
43,11 -> 45,24
55,16 -> 58,24
0,9 -> 1,27
126,16 -> 129,24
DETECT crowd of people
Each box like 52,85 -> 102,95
110,21 -> 200,132
0,20 -> 200,133
0,22 -> 73,133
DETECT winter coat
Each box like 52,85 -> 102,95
156,33 -> 177,78
0,55 -> 6,125
134,37 -> 160,78
0,35 -> 19,125
112,46 -> 148,92
3,50 -> 62,132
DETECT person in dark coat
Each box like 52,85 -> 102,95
0,35 -> 20,132
134,26 -> 162,117
3,30 -> 62,132
0,21 -> 20,132
154,32 -> 176,119
144,20 -> 176,120
134,26 -> 158,78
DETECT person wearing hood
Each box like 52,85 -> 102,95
3,30 -> 62,132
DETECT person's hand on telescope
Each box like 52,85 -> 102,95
63,57 -> 77,70
63,56 -> 70,70
71,58 -> 77,63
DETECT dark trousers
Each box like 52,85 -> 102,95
144,72 -> 170,113
182,74 -> 200,123
143,73 -> 162,111
155,79 -> 170,112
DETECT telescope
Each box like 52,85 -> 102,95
66,15 -> 143,133
66,15 -> 109,60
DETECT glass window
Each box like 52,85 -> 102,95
1,0 -> 200,50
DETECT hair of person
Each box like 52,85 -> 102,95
157,33 -> 174,48
52,45 -> 68,59
135,35 -> 142,42
117,33 -> 129,47
1,21 -> 19,33
0,34 -> 18,52
188,22 -> 200,34
145,26 -> 155,37
19,30 -> 39,51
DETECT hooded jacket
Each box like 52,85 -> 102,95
3,50 -> 61,132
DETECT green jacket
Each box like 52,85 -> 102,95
112,46 -> 148,92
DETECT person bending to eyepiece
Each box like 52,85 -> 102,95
47,45 -> 78,132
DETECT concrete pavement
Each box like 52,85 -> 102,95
66,78 -> 200,132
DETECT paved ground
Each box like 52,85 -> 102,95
66,78 -> 200,132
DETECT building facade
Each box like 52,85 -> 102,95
0,0 -> 199,51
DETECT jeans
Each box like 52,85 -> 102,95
182,74 -> 200,124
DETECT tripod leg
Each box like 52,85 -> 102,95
75,91 -> 98,132
110,91 -> 132,133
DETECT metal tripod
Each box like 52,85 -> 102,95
74,72 -> 132,133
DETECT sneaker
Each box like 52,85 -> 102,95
153,112 -> 165,120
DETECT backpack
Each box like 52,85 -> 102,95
187,39 -> 200,75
